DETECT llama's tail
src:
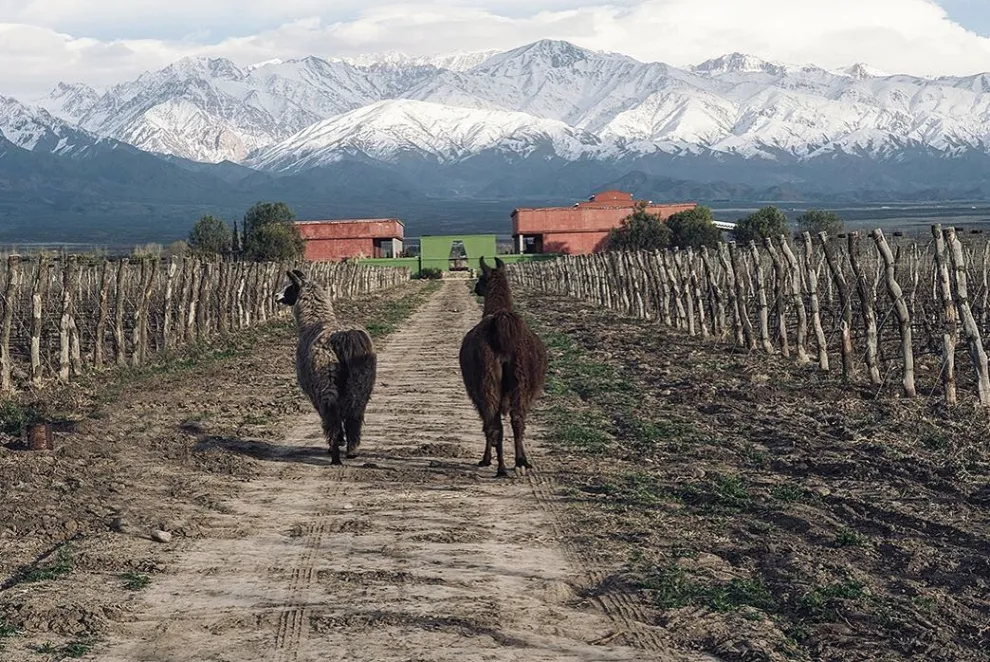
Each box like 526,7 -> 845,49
330,328 -> 377,420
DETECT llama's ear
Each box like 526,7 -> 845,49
287,270 -> 304,287
494,256 -> 506,270
479,256 -> 491,275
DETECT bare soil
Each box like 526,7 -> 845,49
0,281 -> 712,661
517,291 -> 990,662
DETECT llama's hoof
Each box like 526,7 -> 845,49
330,458 -> 343,466
495,467 -> 509,478
515,458 -> 531,469
478,459 -> 492,467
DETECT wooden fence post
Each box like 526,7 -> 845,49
749,241 -> 773,354
59,256 -> 79,383
819,232 -> 854,380
719,244 -> 745,346
764,237 -> 790,358
113,258 -> 128,366
31,256 -> 52,386
848,232 -> 881,385
162,257 -> 179,349
728,243 -> 756,350
1,256 -> 20,392
871,229 -> 916,397
945,227 -> 990,405
932,225 -> 958,404
780,236 -> 810,364
94,260 -> 111,368
802,232 -> 829,372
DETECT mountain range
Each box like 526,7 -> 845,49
4,39 -> 990,243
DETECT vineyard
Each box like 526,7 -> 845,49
0,255 -> 408,393
510,224 -> 990,406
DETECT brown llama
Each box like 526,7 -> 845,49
459,256 -> 548,476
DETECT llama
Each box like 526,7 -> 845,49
275,269 -> 377,465
459,256 -> 548,476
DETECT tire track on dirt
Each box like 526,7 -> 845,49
271,466 -> 347,662
95,280 -> 712,662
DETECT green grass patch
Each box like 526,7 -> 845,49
62,637 -> 96,658
770,483 -> 808,503
553,423 -> 613,454
798,580 -> 866,622
679,474 -> 754,513
19,545 -> 74,584
31,642 -> 59,654
120,571 -> 152,591
640,564 -> 776,613
595,472 -> 671,507
0,399 -> 41,436
834,528 -> 869,548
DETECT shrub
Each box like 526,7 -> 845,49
608,201 -> 671,251
666,206 -> 722,249
241,202 -> 304,261
733,206 -> 789,244
188,215 -> 232,256
796,210 -> 844,236
415,267 -> 443,280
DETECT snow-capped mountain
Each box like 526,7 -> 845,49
13,38 -> 990,198
0,94 -> 109,156
248,99 -> 603,171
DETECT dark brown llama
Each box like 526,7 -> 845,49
459,256 -> 548,476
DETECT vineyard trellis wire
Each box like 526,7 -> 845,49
508,224 -> 990,406
0,256 -> 409,393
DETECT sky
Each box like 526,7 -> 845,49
1,0 -> 990,99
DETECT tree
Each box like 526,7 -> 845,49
188,215 -> 232,256
666,206 -> 722,249
241,201 -> 304,261
243,201 -> 295,234
165,240 -> 189,258
732,206 -> 789,244
796,209 -> 844,236
243,222 -> 305,261
608,201 -> 672,251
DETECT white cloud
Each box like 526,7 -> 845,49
2,0 -> 990,100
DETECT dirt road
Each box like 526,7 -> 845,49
95,280 -> 707,662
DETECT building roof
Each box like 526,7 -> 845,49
294,218 -> 404,227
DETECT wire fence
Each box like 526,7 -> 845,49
0,256 -> 409,393
509,224 -> 990,406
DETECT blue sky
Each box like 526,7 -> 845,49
1,0 -> 990,98
938,0 -> 990,35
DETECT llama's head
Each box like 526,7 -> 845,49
275,269 -> 308,306
474,256 -> 508,298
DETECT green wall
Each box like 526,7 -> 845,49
356,247 -> 557,276
419,234 -> 497,273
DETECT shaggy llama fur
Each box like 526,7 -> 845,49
276,269 -> 377,465
459,256 -> 548,476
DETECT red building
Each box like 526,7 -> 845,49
294,219 -> 404,261
511,191 -> 696,255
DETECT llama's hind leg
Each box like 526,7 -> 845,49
510,406 -> 530,471
344,414 -> 364,458
482,414 -> 507,477
320,407 -> 345,465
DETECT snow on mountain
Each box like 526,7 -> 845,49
39,82 -> 102,123
24,39 -> 990,170
404,39 -> 683,133
340,49 -> 499,72
247,99 -> 603,172
691,53 -> 791,77
0,95 -> 104,156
